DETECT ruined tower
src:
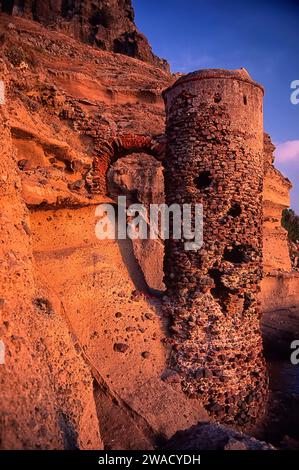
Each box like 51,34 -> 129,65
163,69 -> 268,427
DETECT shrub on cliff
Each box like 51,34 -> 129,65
282,208 -> 299,242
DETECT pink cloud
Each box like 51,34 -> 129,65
275,140 -> 299,163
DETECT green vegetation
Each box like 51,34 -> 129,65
282,209 -> 299,242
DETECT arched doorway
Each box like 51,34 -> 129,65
91,134 -> 165,195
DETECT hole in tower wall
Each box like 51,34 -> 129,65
244,294 -> 253,310
195,255 -> 203,269
223,245 -> 248,264
208,269 -> 230,308
214,93 -> 222,103
227,202 -> 242,217
243,95 -> 248,105
194,171 -> 212,190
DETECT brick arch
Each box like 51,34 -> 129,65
91,134 -> 165,194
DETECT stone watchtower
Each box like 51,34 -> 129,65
162,69 -> 268,427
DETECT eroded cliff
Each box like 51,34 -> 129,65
0,64 -> 102,450
0,0 -> 168,69
263,133 -> 292,274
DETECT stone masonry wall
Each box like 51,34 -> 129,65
162,69 -> 268,428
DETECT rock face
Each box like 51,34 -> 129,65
0,66 -> 102,450
260,272 -> 299,313
108,153 -> 165,291
164,422 -> 274,450
0,0 -> 168,69
162,69 -> 268,428
30,205 -> 209,450
263,133 -> 292,273
259,134 -> 296,322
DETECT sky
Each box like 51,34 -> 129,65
132,0 -> 299,212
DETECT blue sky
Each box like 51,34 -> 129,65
133,0 -> 299,212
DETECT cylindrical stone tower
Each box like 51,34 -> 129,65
163,68 -> 268,428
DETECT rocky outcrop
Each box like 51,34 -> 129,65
0,11 -> 171,208
164,422 -> 274,450
260,272 -> 299,312
263,133 -> 292,273
260,135 -> 296,321
0,65 -> 102,450
108,153 -> 165,291
0,0 -> 168,70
